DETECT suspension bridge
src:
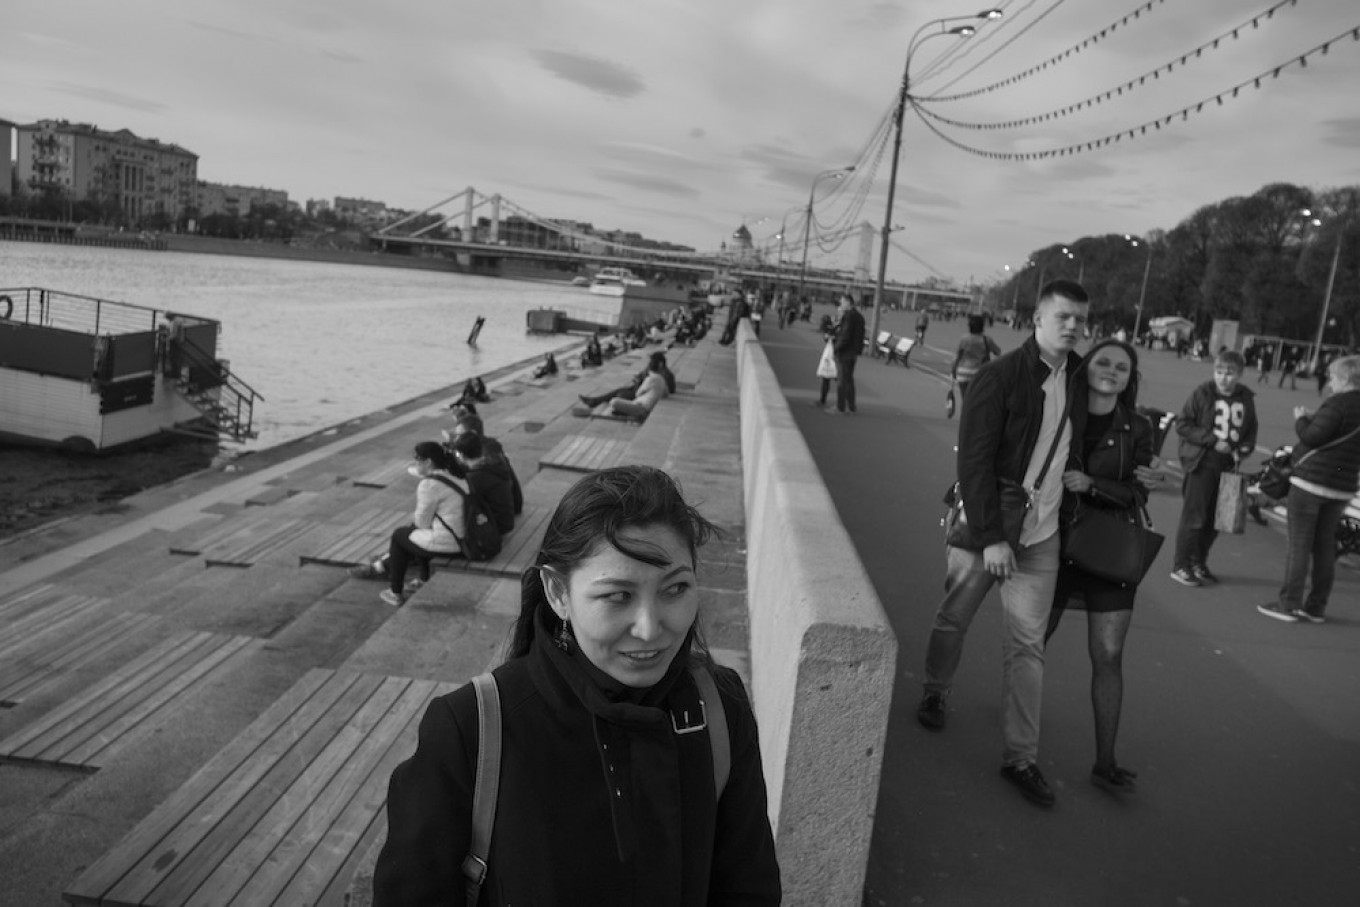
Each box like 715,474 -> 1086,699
368,187 -> 970,307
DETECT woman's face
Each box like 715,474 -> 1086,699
546,523 -> 699,688
1087,345 -> 1132,397
412,454 -> 434,477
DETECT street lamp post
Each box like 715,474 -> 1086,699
1301,208 -> 1344,374
1061,246 -> 1085,284
1125,234 -> 1152,340
870,9 -> 1003,345
797,167 -> 855,303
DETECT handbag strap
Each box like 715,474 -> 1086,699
1027,364 -> 1078,496
1293,420 -> 1360,468
463,673 -> 501,907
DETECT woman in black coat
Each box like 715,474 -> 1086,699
1258,354 -> 1360,623
1047,339 -> 1154,794
374,466 -> 781,906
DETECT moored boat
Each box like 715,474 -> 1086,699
588,267 -> 647,297
0,287 -> 261,451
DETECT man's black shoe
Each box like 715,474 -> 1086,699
916,693 -> 946,731
1000,762 -> 1055,807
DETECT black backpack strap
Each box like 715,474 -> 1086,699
693,667 -> 729,799
463,673 -> 501,907
428,474 -> 471,550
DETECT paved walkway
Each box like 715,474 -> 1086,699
759,310 -> 1360,907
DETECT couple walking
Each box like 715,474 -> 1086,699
917,280 -> 1154,806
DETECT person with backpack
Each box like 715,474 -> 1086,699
951,313 -> 1004,401
375,442 -> 467,607
450,430 -> 517,534
374,466 -> 781,906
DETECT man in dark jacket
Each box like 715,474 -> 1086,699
450,432 -> 517,534
443,414 -> 524,519
917,280 -> 1090,809
831,294 -> 866,414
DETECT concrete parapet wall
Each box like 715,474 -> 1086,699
734,324 -> 897,906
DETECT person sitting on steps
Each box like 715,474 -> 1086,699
578,351 -> 676,409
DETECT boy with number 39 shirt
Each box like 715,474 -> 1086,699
1171,350 -> 1258,587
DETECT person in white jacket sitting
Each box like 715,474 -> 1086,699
608,360 -> 669,419
379,441 -> 466,607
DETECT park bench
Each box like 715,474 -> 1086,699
868,330 -> 892,357
0,630 -> 259,771
62,668 -> 456,907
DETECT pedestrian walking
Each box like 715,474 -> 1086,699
374,466 -> 781,906
1315,351 -> 1331,396
915,310 -> 929,344
1258,355 -> 1360,623
916,279 -> 1090,808
951,314 -> 1002,402
1169,351 -> 1258,587
1256,344 -> 1272,385
1046,339 -> 1154,794
831,294 -> 865,414
1279,348 -> 1299,390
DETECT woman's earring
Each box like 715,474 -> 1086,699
555,617 -> 573,653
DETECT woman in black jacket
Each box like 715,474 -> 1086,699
374,466 -> 781,906
1258,354 -> 1360,623
1046,339 -> 1154,794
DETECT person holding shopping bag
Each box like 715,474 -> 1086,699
814,319 -> 838,410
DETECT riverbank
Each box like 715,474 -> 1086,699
0,436 -> 220,540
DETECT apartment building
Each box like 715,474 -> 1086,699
13,119 -> 197,223
333,196 -> 387,225
197,182 -> 290,218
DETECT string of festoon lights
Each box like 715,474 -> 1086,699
911,24 -> 1360,162
922,0 -> 1177,103
918,0 -> 1301,131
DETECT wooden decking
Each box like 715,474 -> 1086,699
62,669 -> 456,907
0,631 -> 259,771
0,612 -> 158,707
538,434 -> 629,473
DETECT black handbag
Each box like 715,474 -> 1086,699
1061,503 -> 1164,588
1257,457 -> 1292,499
944,478 -> 1030,550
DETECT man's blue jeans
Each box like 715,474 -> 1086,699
1279,484 -> 1349,614
923,533 -> 1060,767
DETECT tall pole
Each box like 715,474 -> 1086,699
1311,233 -> 1342,373
871,12 -> 1000,347
797,168 -> 853,303
1133,246 -> 1151,340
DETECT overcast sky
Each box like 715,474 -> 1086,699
5,0 -> 1359,285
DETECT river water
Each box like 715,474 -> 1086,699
1,244 -> 614,450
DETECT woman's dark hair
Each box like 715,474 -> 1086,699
450,431 -> 483,460
967,314 -> 985,334
1080,338 -> 1141,410
507,465 -> 718,661
453,413 -> 485,436
413,441 -> 457,472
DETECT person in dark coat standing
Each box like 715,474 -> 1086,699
1258,354 -> 1360,623
374,466 -> 781,906
831,294 -> 866,414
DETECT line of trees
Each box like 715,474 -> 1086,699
988,182 -> 1359,350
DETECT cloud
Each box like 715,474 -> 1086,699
322,48 -> 363,64
44,81 -> 168,114
531,50 -> 644,99
690,127 -> 706,139
1320,117 -> 1360,149
594,169 -> 700,198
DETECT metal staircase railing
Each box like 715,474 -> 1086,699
172,337 -> 264,442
